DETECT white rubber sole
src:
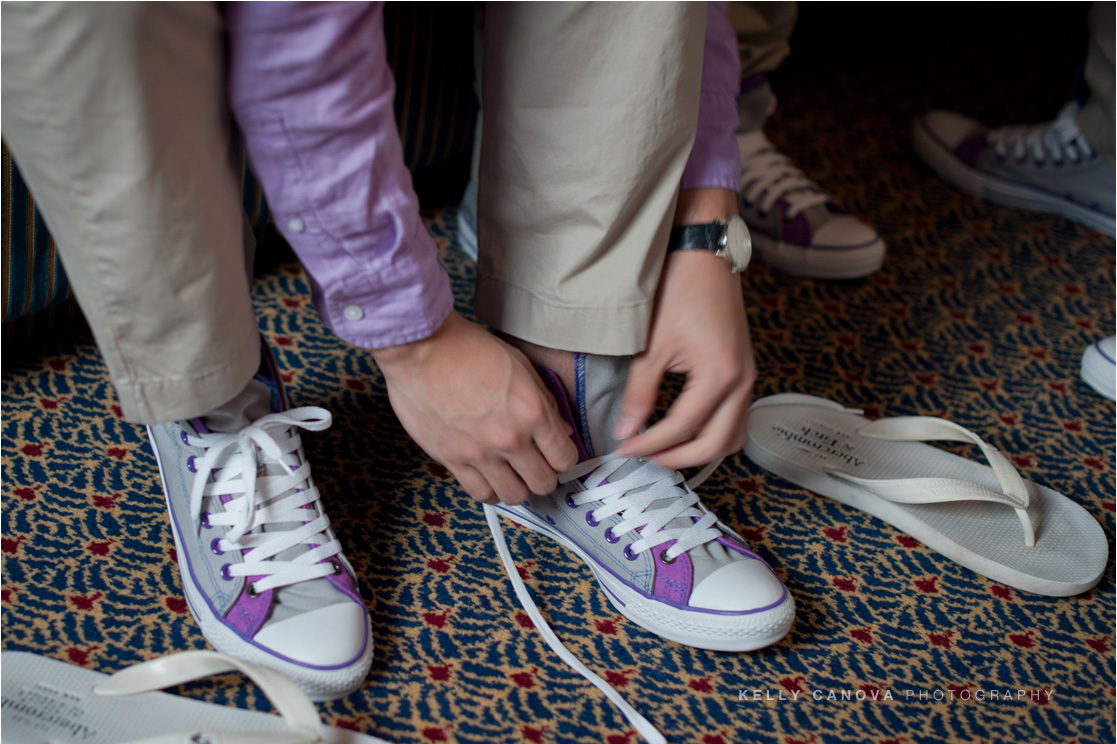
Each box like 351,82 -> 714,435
913,116 -> 1117,237
497,505 -> 794,652
1080,339 -> 1117,401
750,230 -> 885,279
745,394 -> 1109,596
149,428 -> 373,701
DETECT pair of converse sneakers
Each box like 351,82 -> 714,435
151,343 -> 790,710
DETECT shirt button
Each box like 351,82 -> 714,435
287,218 -> 305,234
343,305 -> 364,321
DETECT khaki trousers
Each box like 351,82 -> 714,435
1,2 -> 261,424
474,3 -> 706,355
2,1 -> 705,420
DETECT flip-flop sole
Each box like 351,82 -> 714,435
744,394 -> 1109,596
0,651 -> 386,744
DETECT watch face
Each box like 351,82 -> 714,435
724,216 -> 752,273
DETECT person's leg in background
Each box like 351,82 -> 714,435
1076,1 -> 1117,402
1074,1 -> 1114,170
1,1 -> 371,698
730,1 -> 887,279
910,2 -> 1115,399
912,2 -> 1115,237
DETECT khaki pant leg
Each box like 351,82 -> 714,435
1,1 -> 259,424
475,2 -> 706,355
728,1 -> 798,79
1077,1 -> 1116,167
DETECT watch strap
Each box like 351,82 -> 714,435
667,223 -> 723,254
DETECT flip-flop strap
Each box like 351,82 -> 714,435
829,416 -> 1036,547
94,651 -> 324,744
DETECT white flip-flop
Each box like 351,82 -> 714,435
1,650 -> 391,744
744,394 -> 1109,596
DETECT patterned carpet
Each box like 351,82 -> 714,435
2,6 -> 1114,744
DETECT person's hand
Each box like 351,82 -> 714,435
373,310 -> 579,505
613,188 -> 757,468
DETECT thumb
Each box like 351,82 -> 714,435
615,353 -> 664,440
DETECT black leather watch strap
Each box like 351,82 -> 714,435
667,223 -> 723,253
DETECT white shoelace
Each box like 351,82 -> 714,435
184,407 -> 342,595
738,130 -> 831,217
484,453 -> 723,744
988,102 -> 1095,166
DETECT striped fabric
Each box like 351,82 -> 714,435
1,141 -> 272,325
1,145 -> 69,325
3,3 -> 476,325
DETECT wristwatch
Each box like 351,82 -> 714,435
666,215 -> 752,274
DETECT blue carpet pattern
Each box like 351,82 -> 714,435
2,10 -> 1115,739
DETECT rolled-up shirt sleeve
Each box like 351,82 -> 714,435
681,1 -> 742,191
225,1 -> 452,350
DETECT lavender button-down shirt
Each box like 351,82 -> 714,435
226,2 -> 740,350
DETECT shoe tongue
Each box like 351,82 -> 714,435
736,130 -> 773,164
201,378 -> 274,434
572,354 -> 736,580
199,377 -> 342,625
575,353 -> 631,459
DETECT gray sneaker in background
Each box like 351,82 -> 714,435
913,102 -> 1116,236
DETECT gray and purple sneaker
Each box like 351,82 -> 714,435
736,130 -> 886,280
493,354 -> 794,653
913,102 -> 1116,236
147,346 -> 372,700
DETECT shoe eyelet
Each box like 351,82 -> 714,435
210,538 -> 224,556
660,552 -> 677,565
246,583 -> 260,598
586,512 -> 599,527
180,430 -> 191,446
604,527 -> 619,544
187,456 -> 197,473
329,560 -> 343,575
200,512 -> 212,529
622,545 -> 638,561
564,493 -> 578,509
220,563 -> 233,581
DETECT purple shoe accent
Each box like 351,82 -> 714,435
534,364 -> 591,463
953,134 -> 988,167
225,578 -> 274,640
780,205 -> 814,247
564,493 -> 579,509
651,541 -> 693,606
717,535 -> 765,564
326,562 -> 364,604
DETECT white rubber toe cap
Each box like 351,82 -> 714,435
812,214 -> 882,250
689,559 -> 787,612
253,602 -> 368,666
918,110 -> 987,151
1081,336 -> 1117,401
